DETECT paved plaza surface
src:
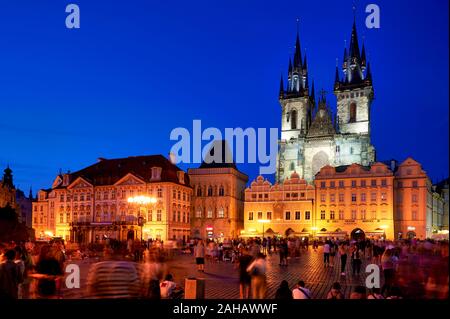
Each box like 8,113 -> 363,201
61,247 -> 379,299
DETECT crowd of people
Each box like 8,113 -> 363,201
0,236 -> 448,300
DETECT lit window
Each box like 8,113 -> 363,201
351,210 -> 356,220
361,193 -> 366,202
330,194 -> 335,202
339,210 -> 344,220
305,211 -> 311,220
249,212 -> 253,221
330,211 -> 335,220
219,187 -> 224,196
218,207 -> 225,218
285,211 -> 291,220
320,211 -> 325,220
339,193 -> 344,202
267,212 -> 272,220
157,210 -> 162,221
207,208 -> 213,218
195,207 -> 202,218
351,194 -> 357,202
257,212 -> 262,220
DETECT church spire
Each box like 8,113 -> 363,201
279,74 -> 284,99
334,62 -> 340,90
361,42 -> 367,71
2,165 -> 14,189
365,61 -> 373,83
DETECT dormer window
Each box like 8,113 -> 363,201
177,171 -> 185,184
151,167 -> 162,181
63,174 -> 70,186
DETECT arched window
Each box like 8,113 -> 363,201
207,186 -> 213,196
217,207 -> 224,218
349,102 -> 357,123
219,186 -> 224,196
195,207 -> 202,218
290,162 -> 295,171
207,208 -> 213,218
291,110 -> 298,130
196,186 -> 202,197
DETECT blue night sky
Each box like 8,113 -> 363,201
0,0 -> 448,192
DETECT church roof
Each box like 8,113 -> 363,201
307,91 -> 335,138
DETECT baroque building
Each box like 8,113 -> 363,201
32,155 -> 192,243
189,141 -> 248,240
276,20 -> 375,183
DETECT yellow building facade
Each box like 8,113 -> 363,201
243,173 -> 315,238
314,163 -> 395,240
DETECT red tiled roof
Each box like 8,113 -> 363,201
68,155 -> 190,187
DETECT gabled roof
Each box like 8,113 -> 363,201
65,155 -> 189,187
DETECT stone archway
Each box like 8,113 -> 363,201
351,228 -> 365,241
406,231 -> 416,239
312,151 -> 330,176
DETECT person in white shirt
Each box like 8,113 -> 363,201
292,280 -> 311,299
160,274 -> 182,299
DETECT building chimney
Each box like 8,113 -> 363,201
169,152 -> 176,164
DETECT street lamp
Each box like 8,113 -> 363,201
257,219 -> 270,237
311,227 -> 318,239
128,195 -> 157,243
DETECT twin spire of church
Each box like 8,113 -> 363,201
279,26 -> 309,99
335,19 -> 373,90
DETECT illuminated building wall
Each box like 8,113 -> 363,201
243,173 -> 315,238
188,141 -> 248,240
314,163 -> 395,240
32,155 -> 192,243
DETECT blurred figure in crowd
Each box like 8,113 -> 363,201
0,250 -> 23,299
247,253 -> 267,299
275,280 -> 293,299
86,247 -> 141,298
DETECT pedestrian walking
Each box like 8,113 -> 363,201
323,241 -> 330,267
351,244 -> 362,275
237,249 -> 253,299
246,253 -> 267,299
194,240 -> 205,272
0,250 -> 23,300
339,243 -> 348,276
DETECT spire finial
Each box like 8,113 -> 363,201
296,17 -> 300,34
352,0 -> 357,20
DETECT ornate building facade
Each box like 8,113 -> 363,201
32,155 -> 192,243
242,173 -> 314,238
189,141 -> 248,240
314,162 -> 395,240
242,158 -> 444,240
276,21 -> 375,183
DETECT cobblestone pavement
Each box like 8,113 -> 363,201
61,247 -> 380,299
